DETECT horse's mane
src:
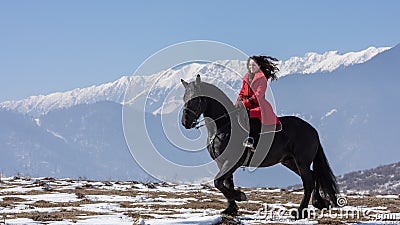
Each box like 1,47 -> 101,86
200,82 -> 236,113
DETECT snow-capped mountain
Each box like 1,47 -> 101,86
0,46 -> 390,116
278,46 -> 390,75
0,76 -> 131,117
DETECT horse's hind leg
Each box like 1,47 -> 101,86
282,159 -> 327,210
294,163 -> 315,219
281,158 -> 300,175
312,179 -> 329,209
282,159 -> 311,218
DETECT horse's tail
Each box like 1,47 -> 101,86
313,142 -> 339,207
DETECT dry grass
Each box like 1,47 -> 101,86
16,209 -> 104,222
123,211 -> 154,220
29,199 -> 93,208
57,186 -> 144,197
0,196 -> 26,207
2,190 -> 46,196
181,199 -> 227,210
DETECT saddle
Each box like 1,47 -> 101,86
237,107 -> 282,134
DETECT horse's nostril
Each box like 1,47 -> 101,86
181,120 -> 191,129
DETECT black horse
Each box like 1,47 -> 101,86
180,75 -> 339,218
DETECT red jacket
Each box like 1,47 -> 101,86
237,71 -> 280,125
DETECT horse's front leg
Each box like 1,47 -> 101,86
214,162 -> 247,216
223,174 -> 247,201
222,174 -> 246,216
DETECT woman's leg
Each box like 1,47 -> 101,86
249,118 -> 261,147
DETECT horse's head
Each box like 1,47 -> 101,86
181,74 -> 207,129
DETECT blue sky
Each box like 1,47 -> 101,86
0,0 -> 399,102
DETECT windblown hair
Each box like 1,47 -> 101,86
247,55 -> 280,81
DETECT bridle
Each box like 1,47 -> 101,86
184,96 -> 238,130
194,108 -> 237,130
183,96 -> 207,128
183,85 -> 238,130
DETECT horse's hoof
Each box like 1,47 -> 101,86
312,200 -> 328,210
291,209 -> 308,219
221,207 -> 238,217
240,192 -> 248,201
291,210 -> 298,219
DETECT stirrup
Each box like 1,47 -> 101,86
243,137 -> 254,149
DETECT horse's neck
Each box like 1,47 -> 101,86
201,82 -> 236,134
203,98 -> 234,135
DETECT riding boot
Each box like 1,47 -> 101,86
242,109 -> 254,149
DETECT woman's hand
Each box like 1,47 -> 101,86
235,101 -> 244,111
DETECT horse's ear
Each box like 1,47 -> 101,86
195,74 -> 201,85
181,79 -> 188,88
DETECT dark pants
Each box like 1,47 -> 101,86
248,110 -> 262,147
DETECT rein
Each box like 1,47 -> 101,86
194,107 -> 238,130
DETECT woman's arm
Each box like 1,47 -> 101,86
242,77 -> 267,108
238,79 -> 246,100
236,79 -> 247,106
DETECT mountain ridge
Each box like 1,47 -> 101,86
0,46 -> 390,116
337,161 -> 400,194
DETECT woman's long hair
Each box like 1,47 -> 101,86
247,55 -> 279,81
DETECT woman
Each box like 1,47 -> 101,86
236,55 -> 281,150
